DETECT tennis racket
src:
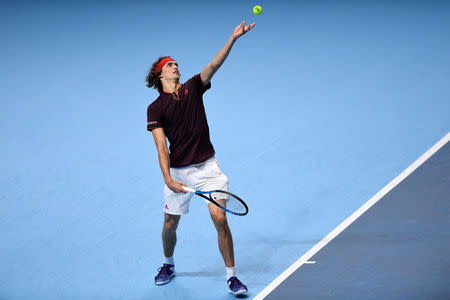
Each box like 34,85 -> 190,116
182,186 -> 248,216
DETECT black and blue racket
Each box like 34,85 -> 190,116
182,186 -> 248,216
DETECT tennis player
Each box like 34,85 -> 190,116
145,21 -> 254,296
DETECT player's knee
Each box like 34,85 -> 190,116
164,221 -> 178,232
164,214 -> 180,232
213,214 -> 228,231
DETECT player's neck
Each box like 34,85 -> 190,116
161,79 -> 181,94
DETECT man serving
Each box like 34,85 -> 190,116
146,21 -> 255,296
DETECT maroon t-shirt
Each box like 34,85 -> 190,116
147,74 -> 215,167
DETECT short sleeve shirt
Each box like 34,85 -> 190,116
147,74 -> 215,168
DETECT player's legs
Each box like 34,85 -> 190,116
208,200 -> 234,268
155,213 -> 180,285
162,213 -> 180,257
161,166 -> 192,257
208,200 -> 247,295
156,165 -> 191,286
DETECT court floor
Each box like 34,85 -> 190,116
258,134 -> 450,299
2,2 -> 450,299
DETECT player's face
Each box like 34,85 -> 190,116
161,61 -> 180,81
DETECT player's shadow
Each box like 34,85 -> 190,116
176,272 -> 249,298
176,271 -> 219,277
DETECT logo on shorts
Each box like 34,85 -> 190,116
165,204 -> 169,209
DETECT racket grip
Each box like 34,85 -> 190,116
182,186 -> 196,193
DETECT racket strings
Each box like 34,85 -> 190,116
210,191 -> 247,215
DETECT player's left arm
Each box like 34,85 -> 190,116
201,21 -> 255,85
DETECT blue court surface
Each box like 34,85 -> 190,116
259,135 -> 450,299
1,1 -> 449,300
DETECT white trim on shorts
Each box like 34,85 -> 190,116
163,156 -> 229,215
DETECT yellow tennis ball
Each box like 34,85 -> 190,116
253,5 -> 262,15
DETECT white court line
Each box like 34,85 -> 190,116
253,132 -> 450,300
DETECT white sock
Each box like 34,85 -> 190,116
226,266 -> 236,280
164,256 -> 174,265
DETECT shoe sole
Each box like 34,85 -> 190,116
155,273 -> 175,285
229,289 -> 248,296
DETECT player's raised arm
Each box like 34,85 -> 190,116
201,21 -> 255,85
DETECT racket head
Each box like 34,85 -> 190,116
197,190 -> 248,216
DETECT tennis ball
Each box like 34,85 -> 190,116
253,5 -> 262,15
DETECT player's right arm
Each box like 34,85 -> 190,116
151,127 -> 187,194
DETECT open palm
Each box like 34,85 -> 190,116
232,21 -> 255,40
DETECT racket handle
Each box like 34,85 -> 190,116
182,186 -> 196,193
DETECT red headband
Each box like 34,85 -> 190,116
156,58 -> 175,72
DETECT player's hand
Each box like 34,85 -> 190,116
166,179 -> 187,194
232,21 -> 255,40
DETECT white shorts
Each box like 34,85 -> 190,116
163,156 -> 229,215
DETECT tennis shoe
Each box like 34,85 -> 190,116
227,276 -> 248,295
155,263 -> 175,285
